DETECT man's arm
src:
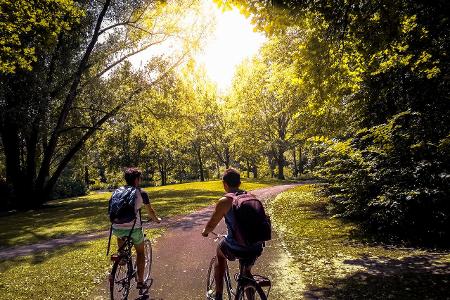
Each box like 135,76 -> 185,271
202,197 -> 232,237
139,189 -> 161,223
145,203 -> 161,223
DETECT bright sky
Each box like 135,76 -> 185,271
195,1 -> 266,92
129,0 -> 266,93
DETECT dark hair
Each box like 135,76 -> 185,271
124,167 -> 141,186
222,168 -> 241,188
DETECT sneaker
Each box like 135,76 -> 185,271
137,282 -> 150,295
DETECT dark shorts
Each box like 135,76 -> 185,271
219,240 -> 263,267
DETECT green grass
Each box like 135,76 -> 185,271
0,180 -> 277,300
268,184 -> 450,299
0,228 -> 164,300
0,180 -> 276,248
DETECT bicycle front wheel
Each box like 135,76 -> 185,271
235,281 -> 267,300
206,257 -> 233,300
206,257 -> 216,300
143,238 -> 152,283
110,258 -> 132,300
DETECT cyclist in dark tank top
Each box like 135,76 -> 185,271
202,169 -> 263,300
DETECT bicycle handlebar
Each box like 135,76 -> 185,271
210,231 -> 227,242
141,217 -> 162,224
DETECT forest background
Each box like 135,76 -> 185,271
1,0 -> 448,246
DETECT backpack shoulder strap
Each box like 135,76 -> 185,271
224,190 -> 247,197
224,192 -> 237,199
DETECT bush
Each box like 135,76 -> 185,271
51,177 -> 87,200
317,111 -> 450,246
88,179 -> 108,191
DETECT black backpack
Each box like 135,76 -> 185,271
108,186 -> 138,224
225,192 -> 272,246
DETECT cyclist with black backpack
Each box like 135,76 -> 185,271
108,167 -> 161,295
202,169 -> 272,300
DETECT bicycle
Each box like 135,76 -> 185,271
206,232 -> 271,300
109,222 -> 153,300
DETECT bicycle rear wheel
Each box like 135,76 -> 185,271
235,281 -> 267,300
110,258 -> 132,300
143,238 -> 152,283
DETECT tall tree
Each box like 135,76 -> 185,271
0,0 -> 208,207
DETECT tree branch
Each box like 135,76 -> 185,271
36,0 -> 112,191
83,37 -> 169,86
44,87 -> 143,194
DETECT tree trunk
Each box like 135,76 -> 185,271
159,161 -> 167,186
277,148 -> 285,180
298,146 -> 304,174
1,122 -> 36,208
246,159 -> 250,178
252,164 -> 258,179
293,146 -> 298,178
224,147 -> 230,169
84,166 -> 89,187
196,143 -> 204,181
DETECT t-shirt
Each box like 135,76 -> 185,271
141,190 -> 150,205
112,188 -> 144,230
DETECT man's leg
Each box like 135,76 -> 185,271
134,242 -> 145,284
116,237 -> 125,251
214,246 -> 228,300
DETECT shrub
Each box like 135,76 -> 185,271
317,111 -> 450,246
51,176 -> 87,200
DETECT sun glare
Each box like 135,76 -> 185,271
128,0 -> 266,93
196,1 -> 266,92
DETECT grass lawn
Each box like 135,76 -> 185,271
0,179 -> 280,300
0,180 -> 276,248
268,184 -> 450,299
0,228 -> 164,300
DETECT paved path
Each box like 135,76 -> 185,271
93,184 -> 300,300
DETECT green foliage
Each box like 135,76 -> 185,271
0,0 -> 84,74
51,176 -> 87,200
222,0 -> 450,244
317,112 -> 450,245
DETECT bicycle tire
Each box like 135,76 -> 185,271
143,238 -> 152,283
234,280 -> 267,300
206,257 -> 216,300
224,264 -> 233,300
110,258 -> 132,300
